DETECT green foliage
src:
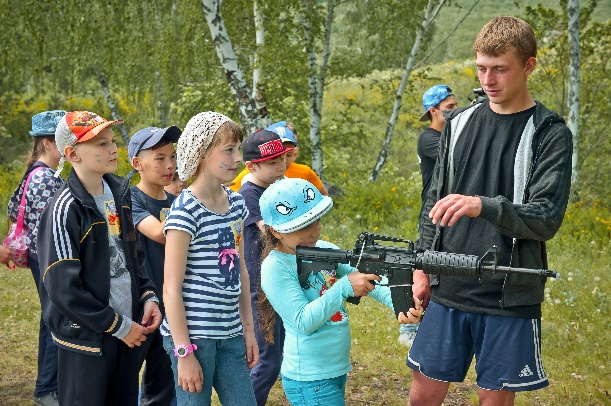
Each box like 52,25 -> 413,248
332,0 -> 429,77
520,2 -> 611,203
323,173 -> 422,249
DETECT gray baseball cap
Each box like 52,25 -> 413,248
128,126 -> 182,161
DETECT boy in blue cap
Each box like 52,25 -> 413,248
128,126 -> 182,405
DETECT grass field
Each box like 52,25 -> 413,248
1,201 -> 609,405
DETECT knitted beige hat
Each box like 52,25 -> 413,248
177,111 -> 232,181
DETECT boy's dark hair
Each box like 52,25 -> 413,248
258,225 -> 280,344
474,16 -> 537,64
148,136 -> 174,151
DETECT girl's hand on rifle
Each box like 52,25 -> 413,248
398,297 -> 425,324
347,272 -> 381,297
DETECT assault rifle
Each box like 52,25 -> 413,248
296,232 -> 557,318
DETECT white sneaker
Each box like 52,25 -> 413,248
398,332 -> 417,347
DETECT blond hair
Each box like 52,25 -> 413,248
473,16 -> 537,64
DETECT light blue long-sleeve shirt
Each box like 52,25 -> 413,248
260,240 -> 393,381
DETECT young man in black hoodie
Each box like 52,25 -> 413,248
407,17 -> 572,406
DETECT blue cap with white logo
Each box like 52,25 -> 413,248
260,178 -> 333,233
266,121 -> 298,146
419,85 -> 454,122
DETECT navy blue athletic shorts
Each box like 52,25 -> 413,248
406,301 -> 548,391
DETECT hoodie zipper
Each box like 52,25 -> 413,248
500,114 -> 556,309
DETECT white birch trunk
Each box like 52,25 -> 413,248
201,0 -> 265,133
369,0 -> 446,182
304,0 -> 335,179
567,0 -> 580,194
98,74 -> 130,145
252,0 -> 271,128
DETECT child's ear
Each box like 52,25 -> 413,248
43,138 -> 55,151
270,228 -> 283,240
245,161 -> 255,171
131,156 -> 143,171
64,146 -> 80,163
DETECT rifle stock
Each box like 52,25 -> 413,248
296,233 -> 557,318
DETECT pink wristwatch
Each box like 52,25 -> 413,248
174,344 -> 197,358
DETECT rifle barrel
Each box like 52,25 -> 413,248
417,250 -> 558,279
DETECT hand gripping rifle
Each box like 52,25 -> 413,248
296,232 -> 557,318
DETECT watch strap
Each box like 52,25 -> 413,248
174,343 -> 198,358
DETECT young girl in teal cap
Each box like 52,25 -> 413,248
257,178 -> 422,405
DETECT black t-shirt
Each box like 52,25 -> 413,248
417,127 -> 441,202
238,181 -> 266,292
433,102 -> 539,318
131,186 -> 176,314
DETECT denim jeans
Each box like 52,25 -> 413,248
281,374 -> 347,406
163,335 -> 256,406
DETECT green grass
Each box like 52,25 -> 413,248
2,202 -> 609,405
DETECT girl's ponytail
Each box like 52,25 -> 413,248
257,225 -> 280,344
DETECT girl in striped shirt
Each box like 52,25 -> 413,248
162,112 -> 258,405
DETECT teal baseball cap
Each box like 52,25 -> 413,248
260,178 -> 333,233
419,85 -> 453,122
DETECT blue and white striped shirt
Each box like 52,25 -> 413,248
161,187 -> 248,339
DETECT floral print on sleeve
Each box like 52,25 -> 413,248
7,165 -> 64,255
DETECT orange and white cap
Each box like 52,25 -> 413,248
54,111 -> 122,175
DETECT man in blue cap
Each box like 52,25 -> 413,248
398,85 -> 457,348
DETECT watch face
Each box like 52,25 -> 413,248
177,347 -> 187,357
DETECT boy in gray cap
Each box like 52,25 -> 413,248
128,126 -> 182,405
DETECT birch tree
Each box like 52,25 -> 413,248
98,74 -> 130,145
303,0 -> 336,179
567,0 -> 580,196
523,1 -> 610,201
251,0 -> 272,128
201,0 -> 268,133
369,0 -> 479,182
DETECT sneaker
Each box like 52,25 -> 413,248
398,331 -> 417,347
33,391 -> 59,406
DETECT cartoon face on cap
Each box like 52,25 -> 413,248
260,178 -> 333,233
